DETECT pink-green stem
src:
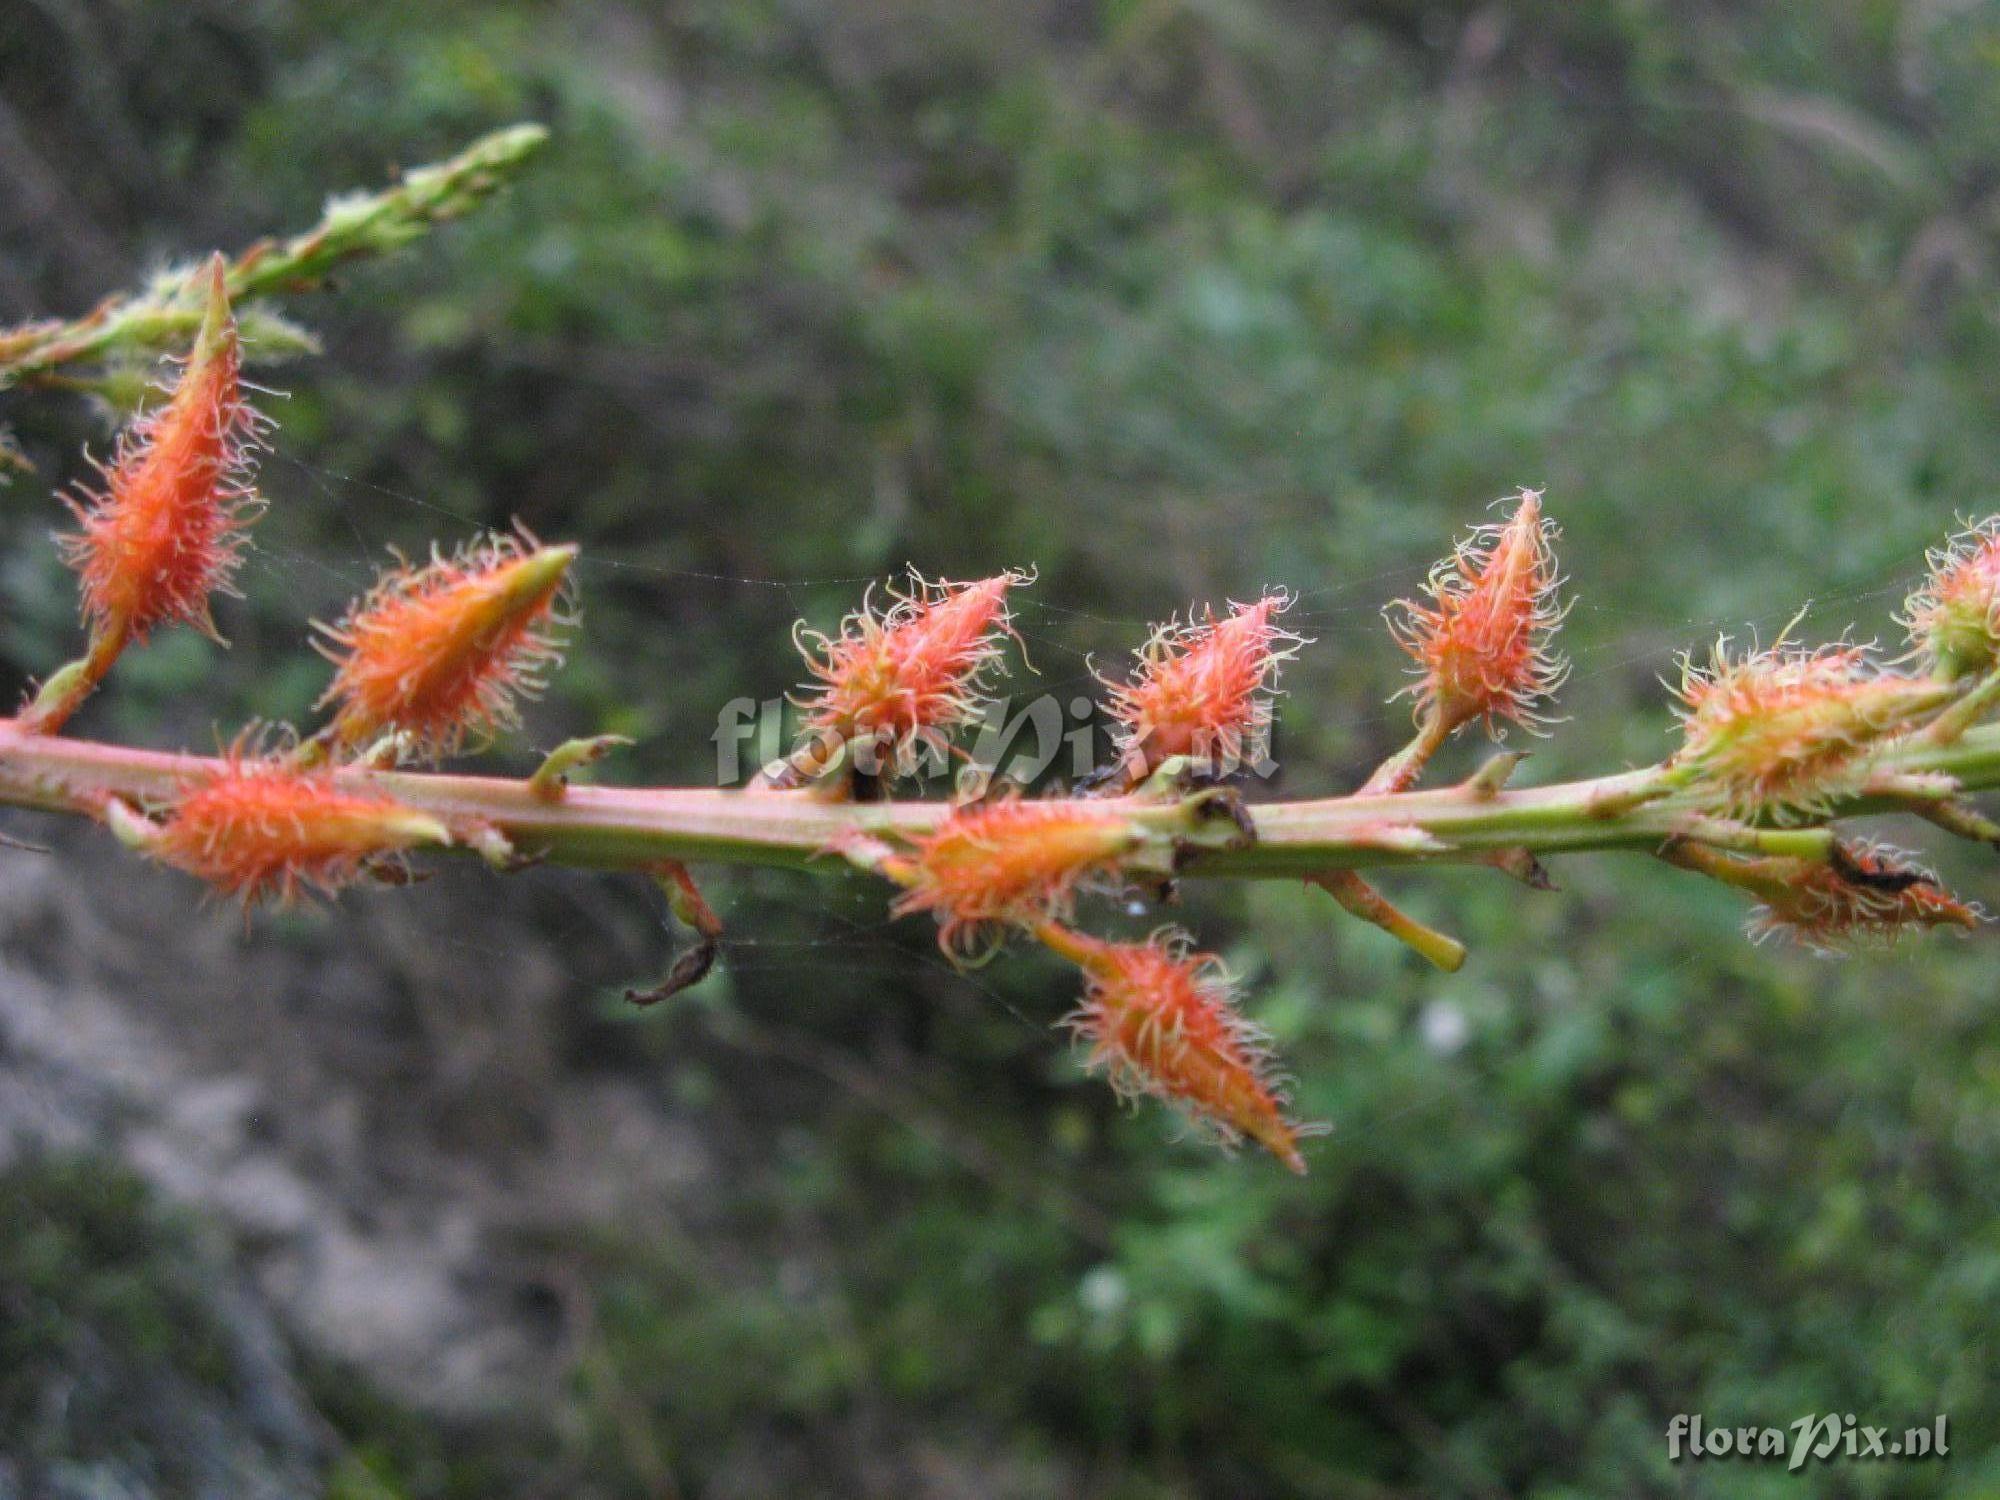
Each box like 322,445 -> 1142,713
9,717 -> 2000,882
1357,708 -> 1454,795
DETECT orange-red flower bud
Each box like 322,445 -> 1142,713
59,257 -> 265,652
891,798 -> 1142,960
1746,841 -> 1981,953
315,528 -> 576,759
794,569 -> 1028,773
1039,923 -> 1320,1173
1671,640 -> 1951,820
134,744 -> 449,905
1104,592 -> 1302,778
1903,518 -> 2000,681
1385,490 -> 1566,737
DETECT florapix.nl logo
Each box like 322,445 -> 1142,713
710,692 -> 1283,792
1667,1413 -> 1949,1473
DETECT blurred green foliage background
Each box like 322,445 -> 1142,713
5,1 -> 2000,1495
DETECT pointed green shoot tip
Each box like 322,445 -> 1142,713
501,542 -> 579,611
482,122 -> 551,162
191,252 -> 235,363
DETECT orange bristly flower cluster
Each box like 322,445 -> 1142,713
1385,489 -> 1567,738
59,257 -> 265,654
1039,924 -> 1317,1173
1104,592 -> 1302,778
1671,641 -> 1950,820
1902,518 -> 2000,681
794,569 -> 1028,772
140,748 -> 449,906
315,529 -> 576,759
890,798 -> 1143,960
1746,842 -> 1981,953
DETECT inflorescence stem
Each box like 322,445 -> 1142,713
9,715 -> 2000,882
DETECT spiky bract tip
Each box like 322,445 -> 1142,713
1903,518 -> 2000,681
1040,923 -> 1321,1173
315,526 -> 576,761
59,256 -> 266,650
1385,489 -> 1567,738
1747,841 -> 1982,953
794,568 -> 1030,776
143,737 -> 448,905
1671,639 -> 1949,822
891,797 -> 1142,961
1104,592 -> 1304,779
